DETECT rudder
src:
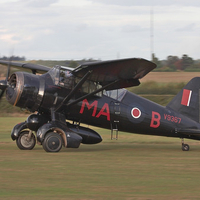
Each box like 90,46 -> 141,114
167,77 -> 200,123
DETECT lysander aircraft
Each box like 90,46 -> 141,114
0,58 -> 199,152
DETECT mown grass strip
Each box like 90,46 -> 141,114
1,117 -> 200,199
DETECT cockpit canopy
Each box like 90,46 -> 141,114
48,66 -> 74,89
48,65 -> 127,101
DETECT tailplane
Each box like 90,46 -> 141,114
167,77 -> 200,123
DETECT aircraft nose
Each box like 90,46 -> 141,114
6,72 -> 41,111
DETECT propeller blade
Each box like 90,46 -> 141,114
0,56 -> 11,100
0,90 -> 5,99
6,59 -> 11,81
0,80 -> 8,90
0,80 -> 8,99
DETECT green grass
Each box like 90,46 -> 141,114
1,117 -> 200,199
130,81 -> 185,95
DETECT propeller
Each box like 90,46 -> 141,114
0,57 -> 11,100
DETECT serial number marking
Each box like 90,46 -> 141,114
164,114 -> 181,124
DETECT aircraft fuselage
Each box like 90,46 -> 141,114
67,90 -> 200,141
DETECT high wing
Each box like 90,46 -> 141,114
0,58 -> 156,108
0,60 -> 50,74
0,58 -> 156,109
0,58 -> 156,84
72,58 -> 156,90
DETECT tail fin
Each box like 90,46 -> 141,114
167,77 -> 200,123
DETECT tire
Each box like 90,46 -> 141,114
182,144 -> 190,151
16,131 -> 36,150
42,132 -> 63,153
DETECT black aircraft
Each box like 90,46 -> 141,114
0,58 -> 199,152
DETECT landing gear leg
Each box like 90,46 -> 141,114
181,138 -> 190,151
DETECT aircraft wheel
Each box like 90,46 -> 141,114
182,144 -> 190,151
16,131 -> 36,150
42,132 -> 62,153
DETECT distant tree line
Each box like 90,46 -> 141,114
0,56 -> 26,61
1,54 -> 200,71
152,54 -> 200,72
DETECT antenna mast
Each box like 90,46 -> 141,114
150,6 -> 154,61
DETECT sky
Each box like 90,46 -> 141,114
0,0 -> 200,61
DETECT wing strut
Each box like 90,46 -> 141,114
66,79 -> 120,108
54,74 -> 123,116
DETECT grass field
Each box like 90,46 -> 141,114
142,71 -> 200,83
1,118 -> 200,199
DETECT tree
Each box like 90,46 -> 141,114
152,53 -> 162,69
68,60 -> 78,68
181,54 -> 194,70
166,55 -> 179,71
0,56 -> 25,61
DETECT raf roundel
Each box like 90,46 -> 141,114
131,107 -> 141,119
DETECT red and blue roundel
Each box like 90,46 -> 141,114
127,104 -> 144,124
131,107 -> 141,119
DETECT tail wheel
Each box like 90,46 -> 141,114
182,144 -> 190,151
42,132 -> 63,153
16,131 -> 36,150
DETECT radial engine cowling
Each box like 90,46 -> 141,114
6,72 -> 43,112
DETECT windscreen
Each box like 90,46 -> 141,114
103,88 -> 127,101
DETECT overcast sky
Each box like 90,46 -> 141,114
0,0 -> 200,61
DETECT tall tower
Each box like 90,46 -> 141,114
150,6 -> 154,61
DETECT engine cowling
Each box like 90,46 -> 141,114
6,72 -> 43,112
